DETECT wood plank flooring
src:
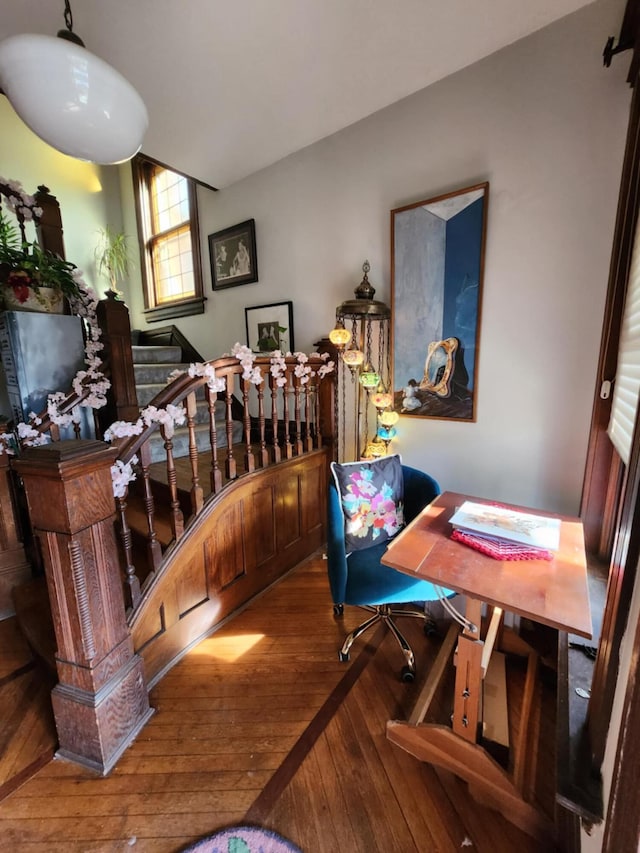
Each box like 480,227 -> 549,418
0,553 -> 556,852
0,618 -> 57,802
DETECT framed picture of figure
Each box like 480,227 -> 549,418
391,182 -> 489,422
209,219 -> 258,289
245,301 -> 294,353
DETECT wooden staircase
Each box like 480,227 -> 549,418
132,344 -> 243,462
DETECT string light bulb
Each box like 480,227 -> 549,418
329,320 -> 351,348
358,363 -> 380,389
379,410 -> 400,427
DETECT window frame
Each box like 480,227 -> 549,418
132,154 -> 207,323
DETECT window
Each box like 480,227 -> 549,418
608,208 -> 640,466
132,155 -> 206,321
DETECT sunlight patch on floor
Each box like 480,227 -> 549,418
189,633 -> 266,662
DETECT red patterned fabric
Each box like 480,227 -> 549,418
451,528 -> 554,561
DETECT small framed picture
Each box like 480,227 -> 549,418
208,219 -> 258,290
245,301 -> 294,353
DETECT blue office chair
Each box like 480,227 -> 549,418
327,460 -> 451,682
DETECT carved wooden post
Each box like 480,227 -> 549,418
96,294 -> 139,437
15,440 -> 153,775
34,185 -> 66,259
315,337 -> 337,461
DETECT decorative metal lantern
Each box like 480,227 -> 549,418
330,261 -> 393,460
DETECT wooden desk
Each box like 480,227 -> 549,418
383,491 -> 592,842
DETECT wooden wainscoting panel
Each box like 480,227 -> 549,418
246,482 -> 277,570
300,455 -> 325,538
206,502 -> 246,591
276,471 -> 302,551
133,601 -> 166,653
175,551 -> 209,618
130,450 -> 329,686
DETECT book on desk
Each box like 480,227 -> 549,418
449,500 -> 561,556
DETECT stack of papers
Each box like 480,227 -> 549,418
449,501 -> 561,553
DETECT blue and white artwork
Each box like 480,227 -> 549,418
392,183 -> 488,421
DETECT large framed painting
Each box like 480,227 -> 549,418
209,219 -> 258,290
391,182 -> 489,421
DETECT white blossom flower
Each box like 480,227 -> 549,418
141,403 -> 186,439
187,362 -> 226,392
166,368 -> 186,384
111,455 -> 139,499
104,420 -> 144,442
318,360 -> 335,378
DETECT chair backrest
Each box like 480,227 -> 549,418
326,463 -> 440,604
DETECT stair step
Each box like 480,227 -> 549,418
136,384 -> 215,410
134,362 -> 192,386
132,344 -> 183,364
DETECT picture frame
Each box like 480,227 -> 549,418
391,182 -> 489,422
245,301 -> 294,353
209,218 -> 258,290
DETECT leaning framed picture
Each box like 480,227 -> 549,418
209,218 -> 258,290
245,301 -> 294,353
391,182 -> 489,422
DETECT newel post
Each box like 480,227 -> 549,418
15,440 -> 153,775
96,293 -> 139,437
34,185 -> 66,259
315,337 -> 337,461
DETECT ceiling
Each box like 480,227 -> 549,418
1,0 -> 595,188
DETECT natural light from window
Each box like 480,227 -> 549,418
150,169 -> 195,304
188,633 -> 266,662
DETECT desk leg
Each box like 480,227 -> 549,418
386,722 -> 554,843
452,634 -> 483,741
452,597 -> 483,743
387,598 -> 555,843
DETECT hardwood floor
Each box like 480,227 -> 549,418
0,553 -> 555,852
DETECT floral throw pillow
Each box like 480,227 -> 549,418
330,454 -> 404,552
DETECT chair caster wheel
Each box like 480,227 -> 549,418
333,604 -> 344,617
401,666 -> 415,683
339,651 -> 350,663
424,619 -> 438,637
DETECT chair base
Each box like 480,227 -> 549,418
336,603 -> 437,682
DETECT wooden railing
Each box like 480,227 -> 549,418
110,353 -> 333,610
10,349 -> 335,772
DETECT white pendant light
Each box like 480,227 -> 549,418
0,2 -> 148,165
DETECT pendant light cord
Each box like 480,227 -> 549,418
64,0 -> 74,35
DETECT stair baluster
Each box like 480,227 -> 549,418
256,373 -> 269,468
294,374 -> 303,455
205,386 -> 223,494
224,378 -> 237,480
241,378 -> 256,473
186,392 -> 204,514
283,366 -> 293,459
161,425 -> 184,541
115,491 -> 141,609
269,374 -> 282,464
305,382 -> 313,452
313,383 -> 322,449
139,442 -> 162,575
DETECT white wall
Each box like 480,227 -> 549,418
124,0 -> 630,516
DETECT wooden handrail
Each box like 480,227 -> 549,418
107,352 -> 333,609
